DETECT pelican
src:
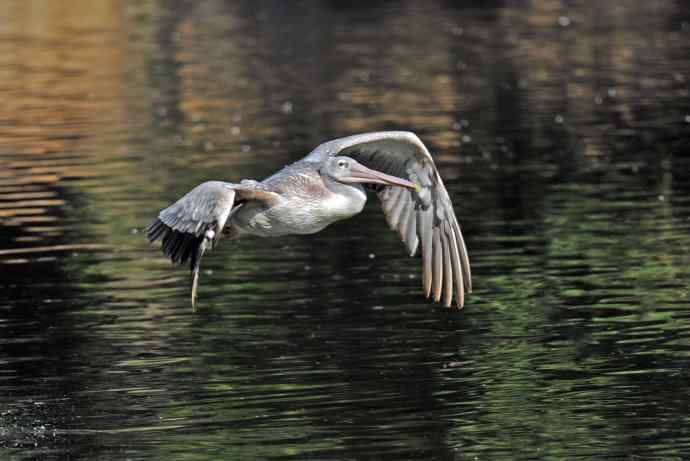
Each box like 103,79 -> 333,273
147,131 -> 471,309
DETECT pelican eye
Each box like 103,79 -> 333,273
337,160 -> 349,169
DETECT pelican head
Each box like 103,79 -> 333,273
321,156 -> 417,190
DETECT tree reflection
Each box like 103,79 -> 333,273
1,0 -> 689,459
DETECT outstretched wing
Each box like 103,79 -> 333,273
147,181 -> 237,265
305,131 -> 471,308
146,180 -> 277,308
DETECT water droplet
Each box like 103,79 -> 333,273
281,101 -> 293,114
558,16 -> 571,27
607,87 -> 617,98
368,253 -> 376,259
658,195 -> 665,201
555,115 -> 564,124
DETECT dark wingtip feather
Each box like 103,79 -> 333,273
147,218 -> 204,267
146,218 -> 167,243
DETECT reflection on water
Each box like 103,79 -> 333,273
1,0 -> 689,459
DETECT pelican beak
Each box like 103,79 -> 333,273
340,162 -> 418,190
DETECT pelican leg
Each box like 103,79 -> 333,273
190,236 -> 209,311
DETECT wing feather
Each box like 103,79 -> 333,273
419,206 -> 433,298
146,181 -> 278,309
404,205 -> 419,257
432,226 -> 443,303
441,221 -> 454,307
397,197 -> 414,236
381,187 -> 401,215
445,219 -> 465,308
450,213 -> 472,293
388,189 -> 408,230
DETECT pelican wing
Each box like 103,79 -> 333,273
147,181 -> 236,262
147,181 -> 277,308
305,131 -> 471,308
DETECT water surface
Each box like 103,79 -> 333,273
1,1 -> 690,459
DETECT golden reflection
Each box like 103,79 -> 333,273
499,0 -> 680,165
0,0 -> 129,249
330,2 -> 459,153
173,2 -> 290,174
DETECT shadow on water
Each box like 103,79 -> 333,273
1,0 -> 690,459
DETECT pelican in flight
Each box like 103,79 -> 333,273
147,131 -> 471,309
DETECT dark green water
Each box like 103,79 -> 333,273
1,1 -> 690,459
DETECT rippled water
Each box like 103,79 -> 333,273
1,1 -> 690,459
